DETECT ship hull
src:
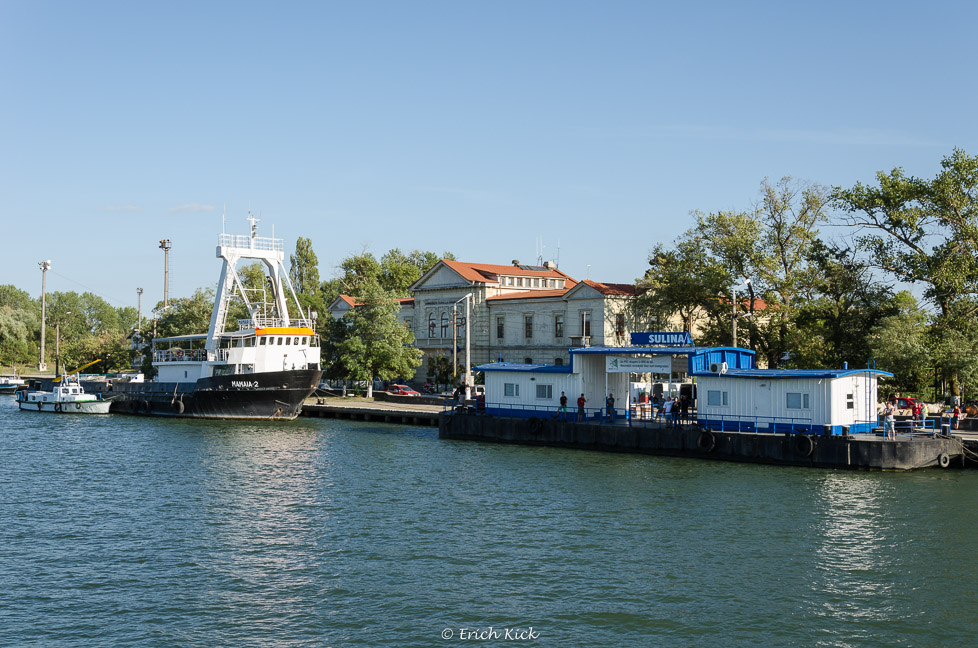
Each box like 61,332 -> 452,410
109,369 -> 322,420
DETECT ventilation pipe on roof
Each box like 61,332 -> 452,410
512,259 -> 520,266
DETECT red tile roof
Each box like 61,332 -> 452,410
486,289 -> 572,301
441,259 -> 577,285
581,280 -> 641,296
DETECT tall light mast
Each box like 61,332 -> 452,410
136,287 -> 144,331
38,260 -> 51,371
159,239 -> 171,309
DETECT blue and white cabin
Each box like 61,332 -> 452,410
694,367 -> 893,434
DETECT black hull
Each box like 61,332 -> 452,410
109,369 -> 322,420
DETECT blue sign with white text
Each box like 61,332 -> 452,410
630,331 -> 693,346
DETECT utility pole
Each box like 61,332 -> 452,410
732,279 -> 750,349
136,287 -> 143,331
159,240 -> 171,309
38,260 -> 51,371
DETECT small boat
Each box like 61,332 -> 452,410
17,373 -> 112,414
0,374 -> 25,395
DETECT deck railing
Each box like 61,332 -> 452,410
217,233 -> 283,252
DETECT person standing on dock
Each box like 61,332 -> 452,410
606,393 -> 615,423
577,394 -> 586,422
662,397 -> 673,427
952,404 -> 962,430
884,400 -> 896,439
559,391 -> 568,421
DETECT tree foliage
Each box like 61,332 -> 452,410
289,236 -> 320,295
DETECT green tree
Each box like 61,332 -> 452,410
867,292 -> 932,395
336,281 -> 422,397
289,237 -> 320,295
834,148 -> 978,398
155,289 -> 215,338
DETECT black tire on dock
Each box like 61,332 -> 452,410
938,452 -> 950,468
795,434 -> 814,458
143,400 -> 153,414
697,429 -> 716,453
174,400 -> 185,414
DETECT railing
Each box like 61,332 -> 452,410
874,417 -> 937,439
154,348 -> 229,362
217,233 -> 283,252
238,317 -> 315,330
690,413 -> 815,434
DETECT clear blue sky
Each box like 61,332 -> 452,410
2,1 -> 975,311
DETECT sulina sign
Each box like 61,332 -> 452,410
630,331 -> 693,346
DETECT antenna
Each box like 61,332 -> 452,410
247,212 -> 260,238
556,240 -> 560,269
222,204 -> 226,233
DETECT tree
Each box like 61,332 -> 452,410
336,281 -> 422,397
867,292 -> 932,395
834,148 -> 978,398
155,289 -> 215,338
289,237 -> 320,295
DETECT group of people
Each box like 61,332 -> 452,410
556,391 -> 690,426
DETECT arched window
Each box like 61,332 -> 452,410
441,312 -> 449,338
428,313 -> 436,338
555,357 -> 563,366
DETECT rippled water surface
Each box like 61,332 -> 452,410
2,396 -> 978,647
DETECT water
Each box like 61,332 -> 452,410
2,396 -> 977,647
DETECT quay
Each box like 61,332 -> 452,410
301,396 -> 442,427
438,412 -> 972,471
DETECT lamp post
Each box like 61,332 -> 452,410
732,279 -> 750,349
159,240 -> 171,309
452,293 -> 473,397
136,287 -> 143,331
38,260 -> 51,371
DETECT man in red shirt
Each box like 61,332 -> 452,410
576,394 -> 586,422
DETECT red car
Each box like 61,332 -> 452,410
387,384 -> 420,396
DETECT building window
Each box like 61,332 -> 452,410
532,278 -> 540,288
496,316 -> 504,339
615,313 -> 625,337
517,278 -> 524,287
504,383 -> 520,397
555,314 -> 564,339
404,319 -> 413,332
536,384 -> 553,399
525,314 -> 533,339
581,311 -> 591,336
554,357 -> 563,366
786,393 -> 810,409
440,312 -> 449,338
707,390 -> 729,406
428,314 -> 436,338
524,357 -> 533,364
847,393 -> 854,410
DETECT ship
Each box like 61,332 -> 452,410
111,218 -> 323,419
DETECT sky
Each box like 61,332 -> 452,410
2,0 -> 976,312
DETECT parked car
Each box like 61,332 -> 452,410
387,384 -> 420,396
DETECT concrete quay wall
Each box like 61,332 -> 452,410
439,413 -> 966,471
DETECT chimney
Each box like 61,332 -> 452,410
512,259 -> 520,266
543,261 -> 555,269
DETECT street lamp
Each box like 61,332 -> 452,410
732,279 -> 750,349
452,293 -> 474,398
38,260 -> 51,371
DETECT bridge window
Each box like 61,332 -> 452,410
786,393 -> 810,409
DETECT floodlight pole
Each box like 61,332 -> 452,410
38,260 -> 51,371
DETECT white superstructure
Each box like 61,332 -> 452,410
152,219 -> 321,383
17,374 -> 111,414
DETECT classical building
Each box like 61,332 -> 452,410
329,259 -> 643,384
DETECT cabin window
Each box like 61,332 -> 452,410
286,337 -> 292,345
504,383 -> 520,397
707,390 -> 728,406
278,337 -> 283,345
536,384 -> 552,399
786,393 -> 810,409
294,337 -> 299,345
847,393 -> 854,410
301,336 -> 308,345
259,337 -> 266,345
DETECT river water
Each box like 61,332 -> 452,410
2,395 -> 977,647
